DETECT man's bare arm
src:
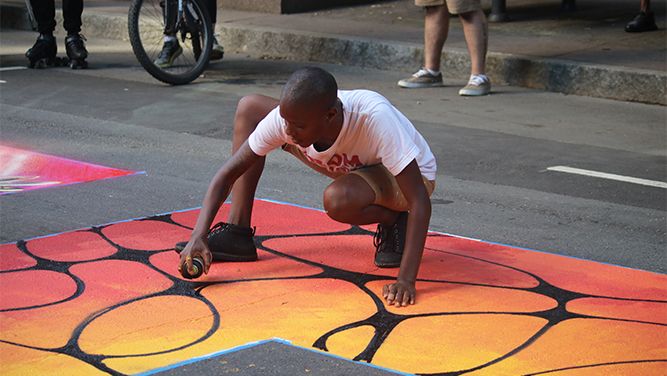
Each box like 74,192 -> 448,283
383,160 -> 431,306
180,140 -> 261,273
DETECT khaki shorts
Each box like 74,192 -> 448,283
350,165 -> 436,212
283,144 -> 435,212
415,0 -> 481,15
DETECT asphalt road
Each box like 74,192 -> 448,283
1,30 -> 665,275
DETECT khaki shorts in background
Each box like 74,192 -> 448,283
415,0 -> 481,15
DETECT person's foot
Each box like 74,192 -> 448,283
175,222 -> 257,262
25,33 -> 58,68
398,68 -> 444,88
458,74 -> 491,96
154,39 -> 182,68
210,35 -> 224,61
373,212 -> 408,268
65,33 -> 88,69
625,12 -> 658,33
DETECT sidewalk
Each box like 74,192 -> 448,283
2,0 -> 665,104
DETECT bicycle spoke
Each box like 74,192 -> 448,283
129,0 -> 212,84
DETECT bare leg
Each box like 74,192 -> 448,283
640,0 -> 650,13
625,0 -> 656,32
459,9 -> 488,76
323,174 -> 399,226
424,5 -> 450,71
226,94 -> 279,227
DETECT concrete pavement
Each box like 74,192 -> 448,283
1,25 -> 665,375
1,0 -> 665,104
1,31 -> 665,271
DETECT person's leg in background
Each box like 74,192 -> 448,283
207,0 -> 224,60
457,6 -> 490,96
423,5 -> 449,78
398,0 -> 491,96
62,0 -> 88,68
155,0 -> 223,67
398,1 -> 448,88
25,0 -> 58,67
62,0 -> 83,35
625,0 -> 658,32
31,0 -> 57,35
154,0 -> 183,69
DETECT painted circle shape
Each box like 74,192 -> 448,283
0,270 -> 77,310
79,295 -> 213,356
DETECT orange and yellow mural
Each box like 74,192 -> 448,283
1,199 -> 665,375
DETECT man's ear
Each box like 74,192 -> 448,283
326,105 -> 338,121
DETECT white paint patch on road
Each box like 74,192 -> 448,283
0,80 -> 6,83
547,166 -> 667,189
0,66 -> 28,72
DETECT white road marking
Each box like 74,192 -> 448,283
547,166 -> 667,189
0,66 -> 27,72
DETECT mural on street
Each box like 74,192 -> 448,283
1,200 -> 665,375
0,145 -> 137,194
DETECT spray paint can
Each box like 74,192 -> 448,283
180,257 -> 204,279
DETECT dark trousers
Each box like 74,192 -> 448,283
206,0 -> 216,25
30,0 -> 83,34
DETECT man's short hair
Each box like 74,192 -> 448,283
281,67 -> 338,110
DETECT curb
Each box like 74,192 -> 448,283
3,4 -> 664,105
219,25 -> 666,105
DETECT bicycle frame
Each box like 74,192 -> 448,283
163,0 -> 200,35
24,0 -> 37,30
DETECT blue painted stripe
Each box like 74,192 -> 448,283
258,197 -> 325,213
136,338 -> 413,376
135,338 -> 282,375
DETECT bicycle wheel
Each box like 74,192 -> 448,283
128,0 -> 213,85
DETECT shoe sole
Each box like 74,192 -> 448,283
374,260 -> 401,268
398,81 -> 444,89
625,26 -> 658,32
458,89 -> 491,96
175,241 -> 257,262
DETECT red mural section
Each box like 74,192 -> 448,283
0,145 -> 137,194
1,199 -> 665,376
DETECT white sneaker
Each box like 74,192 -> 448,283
459,74 -> 491,96
398,68 -> 444,88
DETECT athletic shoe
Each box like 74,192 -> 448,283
373,212 -> 408,268
458,74 -> 491,96
210,35 -> 224,61
154,39 -> 182,68
398,68 -> 444,88
625,12 -> 658,32
175,222 -> 257,262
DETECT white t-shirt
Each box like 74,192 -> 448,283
248,89 -> 437,180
